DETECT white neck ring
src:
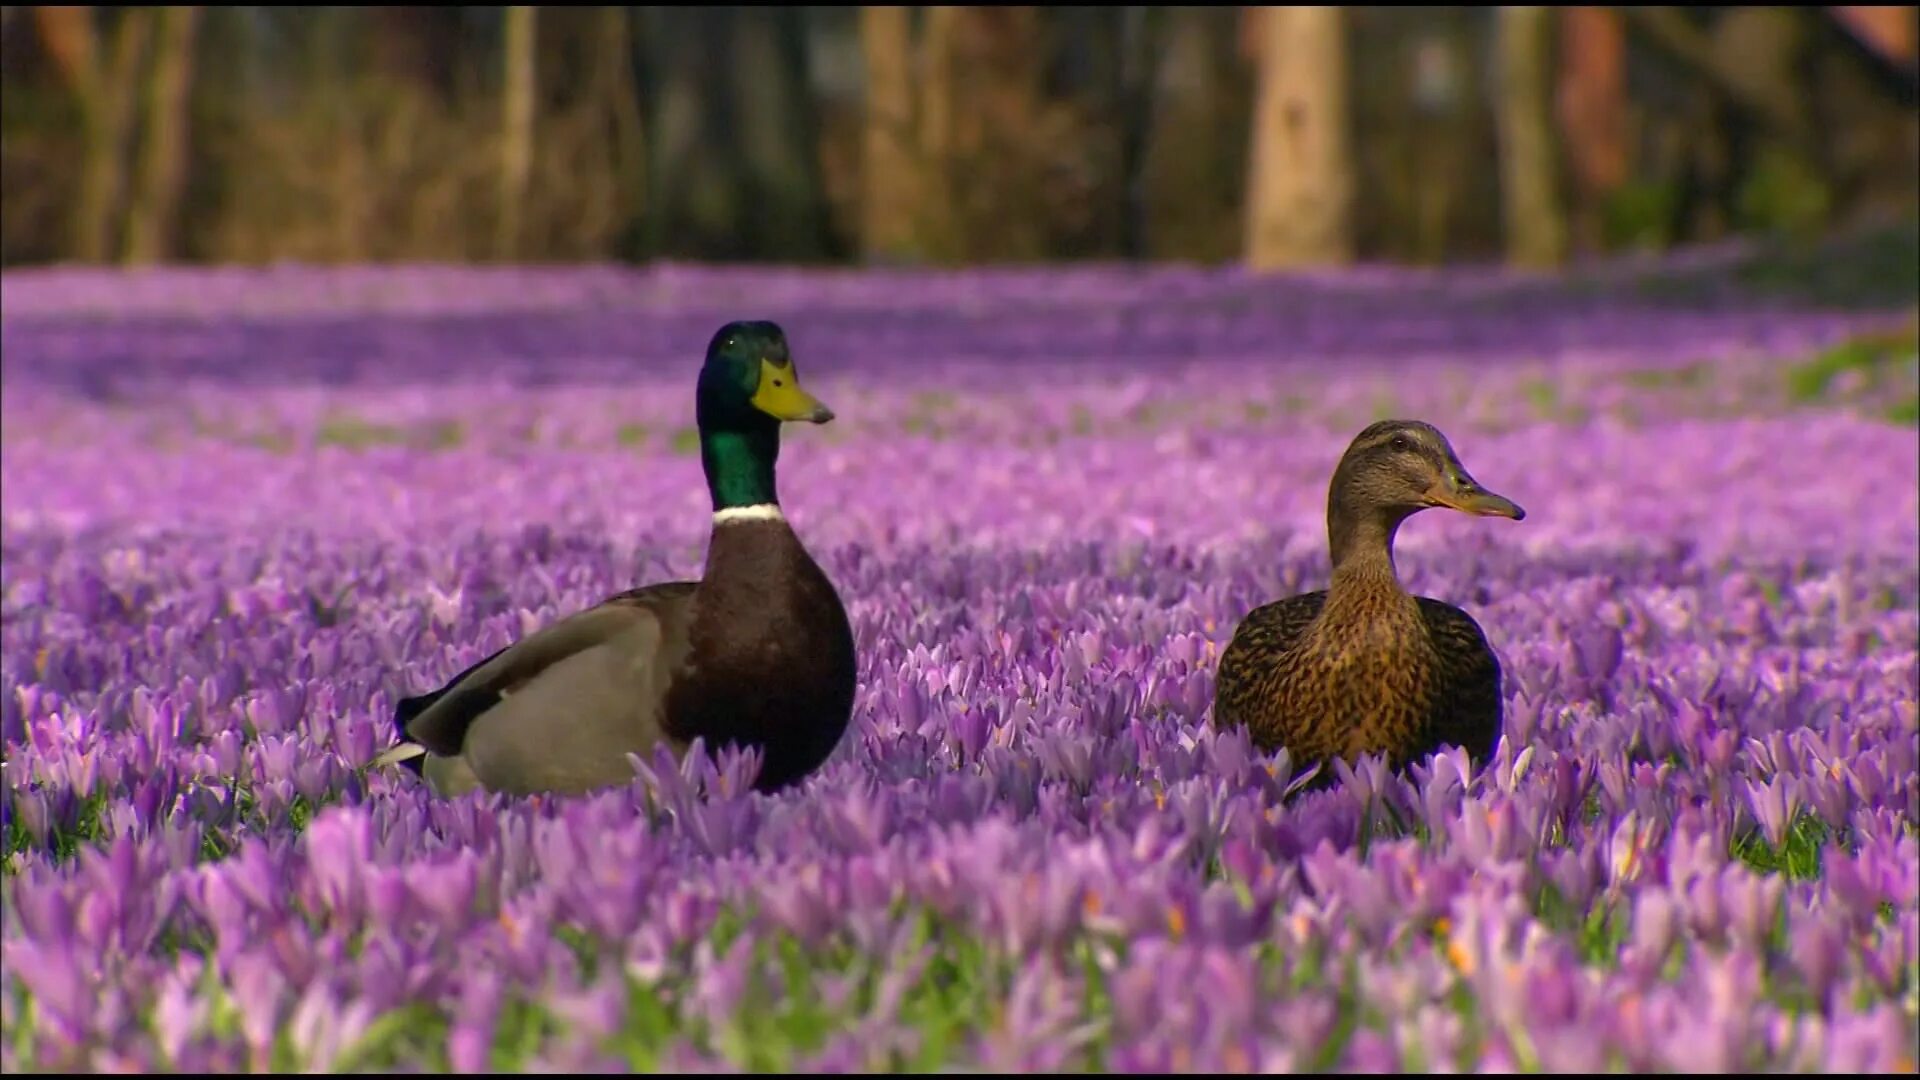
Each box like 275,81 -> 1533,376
713,504 -> 785,525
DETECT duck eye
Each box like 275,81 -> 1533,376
772,379 -> 784,387
1390,435 -> 1412,452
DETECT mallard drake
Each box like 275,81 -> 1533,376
371,321 -> 858,798
1212,420 -> 1524,777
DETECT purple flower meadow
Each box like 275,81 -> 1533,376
2,261 -> 1917,1071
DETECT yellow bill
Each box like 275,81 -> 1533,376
749,357 -> 835,423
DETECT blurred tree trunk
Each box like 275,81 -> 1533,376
860,5 -> 919,262
1556,7 -> 1629,254
1711,8 -> 1820,238
1811,7 -> 1920,226
35,6 -> 152,262
918,5 -> 960,259
1143,6 -> 1247,262
1346,10 -> 1411,262
1115,5 -> 1158,259
124,5 -> 200,265
642,8 -> 743,257
919,6 -> 1048,262
1495,6 -> 1567,267
368,7 -> 458,98
1244,5 -> 1354,269
1620,7 -> 1809,137
1672,93 -> 1735,243
1828,5 -> 1918,61
1623,7 -> 1830,243
599,6 -> 648,258
641,8 -> 831,260
731,6 -> 835,260
1379,13 -> 1484,265
499,5 -> 536,259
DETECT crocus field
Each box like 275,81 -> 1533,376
2,242 -> 1918,1072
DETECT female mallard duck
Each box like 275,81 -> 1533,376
371,321 -> 858,798
1212,420 -> 1524,776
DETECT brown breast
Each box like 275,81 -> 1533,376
1273,580 -> 1440,766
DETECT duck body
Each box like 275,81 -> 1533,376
1212,420 -> 1522,775
1214,584 -> 1502,770
663,511 -> 858,793
376,321 -> 857,798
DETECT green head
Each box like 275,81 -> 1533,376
695,321 -> 835,512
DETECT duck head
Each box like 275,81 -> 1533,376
1326,419 -> 1523,569
697,321 -> 834,429
695,321 -> 835,514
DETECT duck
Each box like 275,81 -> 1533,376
1211,420 -> 1524,778
370,320 -> 858,798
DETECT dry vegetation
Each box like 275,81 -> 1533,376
0,6 -> 1913,268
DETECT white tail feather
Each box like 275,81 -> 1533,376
370,742 -> 429,770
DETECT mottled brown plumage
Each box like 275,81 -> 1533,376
1212,420 -> 1523,776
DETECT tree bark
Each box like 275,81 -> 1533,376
1394,14 -> 1482,266
1244,5 -> 1355,269
1496,6 -> 1568,268
919,6 -> 1047,262
918,5 -> 961,260
599,6 -> 647,255
1827,5 -> 1920,62
730,6 -> 835,260
639,8 -> 831,260
124,5 -> 201,265
1142,7 -> 1245,262
1115,5 -> 1158,259
1619,7 -> 1810,144
1556,7 -> 1629,254
641,8 -> 736,257
1811,7 -> 1920,225
35,6 -> 153,263
859,5 -> 919,262
1708,8 -> 1823,236
1814,9 -> 1917,114
367,7 -> 458,98
499,5 -> 537,260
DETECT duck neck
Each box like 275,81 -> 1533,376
701,421 -> 781,514
1326,498 -> 1410,595
699,417 -> 807,611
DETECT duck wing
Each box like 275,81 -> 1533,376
375,581 -> 698,796
1415,597 -> 1504,764
1212,589 -> 1328,730
387,647 -> 507,774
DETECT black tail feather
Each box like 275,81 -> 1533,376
388,646 -> 509,777
389,691 -> 445,775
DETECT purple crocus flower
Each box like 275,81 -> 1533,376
3,261 -> 1916,1071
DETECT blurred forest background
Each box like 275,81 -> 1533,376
0,5 -> 1915,271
